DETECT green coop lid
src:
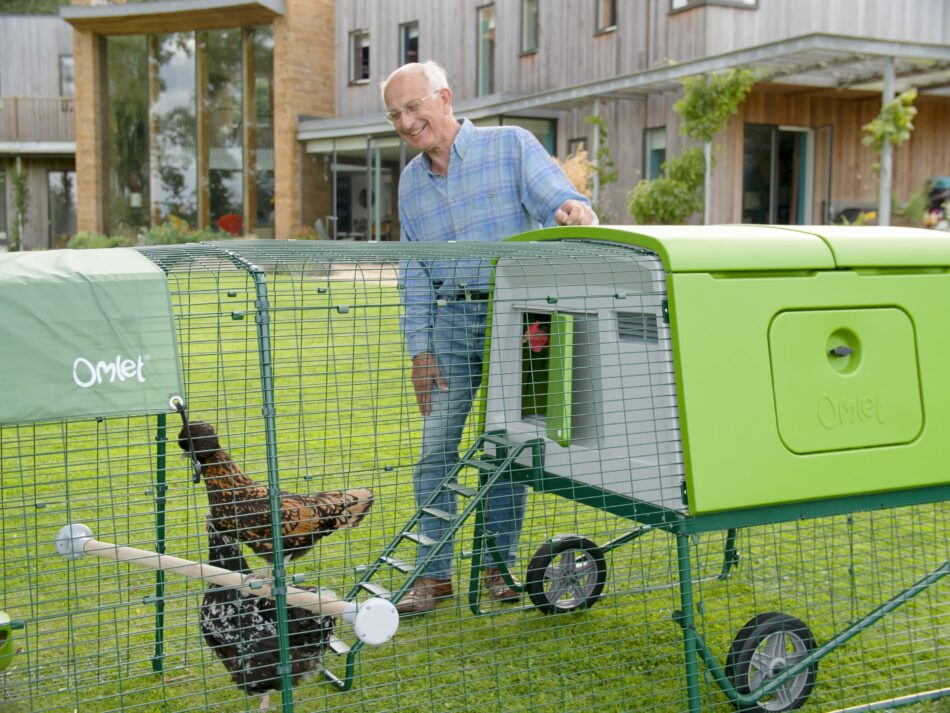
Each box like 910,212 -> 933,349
508,224 -> 837,272
785,225 -> 950,268
0,249 -> 183,425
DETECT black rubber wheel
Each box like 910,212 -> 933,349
525,535 -> 607,614
725,611 -> 818,712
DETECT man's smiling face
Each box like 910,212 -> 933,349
384,68 -> 452,155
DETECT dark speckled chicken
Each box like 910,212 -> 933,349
179,421 -> 374,564
200,518 -> 335,710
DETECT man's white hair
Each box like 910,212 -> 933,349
380,60 -> 450,104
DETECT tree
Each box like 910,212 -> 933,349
0,0 -> 69,14
862,88 -> 917,159
9,158 -> 29,252
584,114 -> 618,221
628,68 -> 759,225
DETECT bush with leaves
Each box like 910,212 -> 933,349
66,232 -> 135,249
144,221 -> 194,245
554,145 -> 594,199
628,148 -> 705,224
143,221 -> 229,246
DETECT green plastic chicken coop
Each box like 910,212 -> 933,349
0,226 -> 946,713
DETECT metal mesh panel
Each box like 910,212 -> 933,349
1,239 -> 946,713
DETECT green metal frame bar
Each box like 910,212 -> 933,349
212,247 -> 296,711
680,558 -> 949,708
150,413 -> 168,673
248,266 -> 296,713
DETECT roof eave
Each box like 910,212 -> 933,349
60,0 -> 284,35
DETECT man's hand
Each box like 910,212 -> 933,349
554,199 -> 595,226
411,351 -> 447,416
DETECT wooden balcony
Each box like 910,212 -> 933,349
0,96 -> 75,143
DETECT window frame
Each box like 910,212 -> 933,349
348,29 -> 370,84
567,137 -> 587,157
643,126 -> 667,181
476,3 -> 496,97
59,55 -> 75,97
520,0 -> 539,55
0,169 -> 7,244
47,168 -> 77,249
399,21 -> 419,66
595,0 -> 617,34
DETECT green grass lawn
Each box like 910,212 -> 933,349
1,271 -> 947,712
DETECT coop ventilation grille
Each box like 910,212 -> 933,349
617,312 -> 659,343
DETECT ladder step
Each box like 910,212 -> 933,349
445,482 -> 477,497
358,582 -> 392,598
421,506 -> 454,522
381,556 -> 414,573
403,531 -> 437,547
328,636 -> 351,655
460,458 -> 497,472
481,433 -> 511,447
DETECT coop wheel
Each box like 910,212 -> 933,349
725,611 -> 818,712
525,535 -> 606,614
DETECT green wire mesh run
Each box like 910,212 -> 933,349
0,239 -> 946,713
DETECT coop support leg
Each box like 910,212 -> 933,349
716,528 -> 740,581
674,531 -> 704,713
150,412 -> 168,674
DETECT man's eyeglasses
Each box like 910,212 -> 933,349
384,91 -> 440,124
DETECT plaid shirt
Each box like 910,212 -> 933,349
399,118 -> 595,358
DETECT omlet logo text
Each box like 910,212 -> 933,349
73,355 -> 147,388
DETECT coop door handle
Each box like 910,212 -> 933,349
829,345 -> 854,357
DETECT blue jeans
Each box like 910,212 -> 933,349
414,299 -> 528,580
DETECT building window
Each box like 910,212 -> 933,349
349,29 -> 370,83
596,0 -> 617,32
644,127 -> 666,180
48,170 -> 77,249
521,0 -> 539,54
502,116 -> 556,154
0,170 -> 7,245
399,22 -> 419,65
477,4 -> 496,96
59,55 -> 75,97
103,28 -> 274,236
671,0 -> 757,10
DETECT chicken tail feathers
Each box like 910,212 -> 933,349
314,487 -> 374,533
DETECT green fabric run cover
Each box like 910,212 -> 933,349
0,249 -> 182,425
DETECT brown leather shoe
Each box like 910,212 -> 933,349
483,567 -> 521,602
396,577 -> 453,615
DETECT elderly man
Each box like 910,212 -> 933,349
382,60 -> 596,615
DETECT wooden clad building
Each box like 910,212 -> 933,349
300,0 -> 950,237
0,14 -> 76,250
19,0 -> 950,245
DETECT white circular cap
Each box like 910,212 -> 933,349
55,523 -> 93,560
351,597 -> 399,646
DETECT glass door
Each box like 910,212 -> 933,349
742,124 -> 813,225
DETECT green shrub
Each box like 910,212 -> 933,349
144,222 -> 196,245
628,148 -> 705,224
66,232 -> 134,249
189,226 -> 226,243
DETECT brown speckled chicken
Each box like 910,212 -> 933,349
179,421 -> 374,564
